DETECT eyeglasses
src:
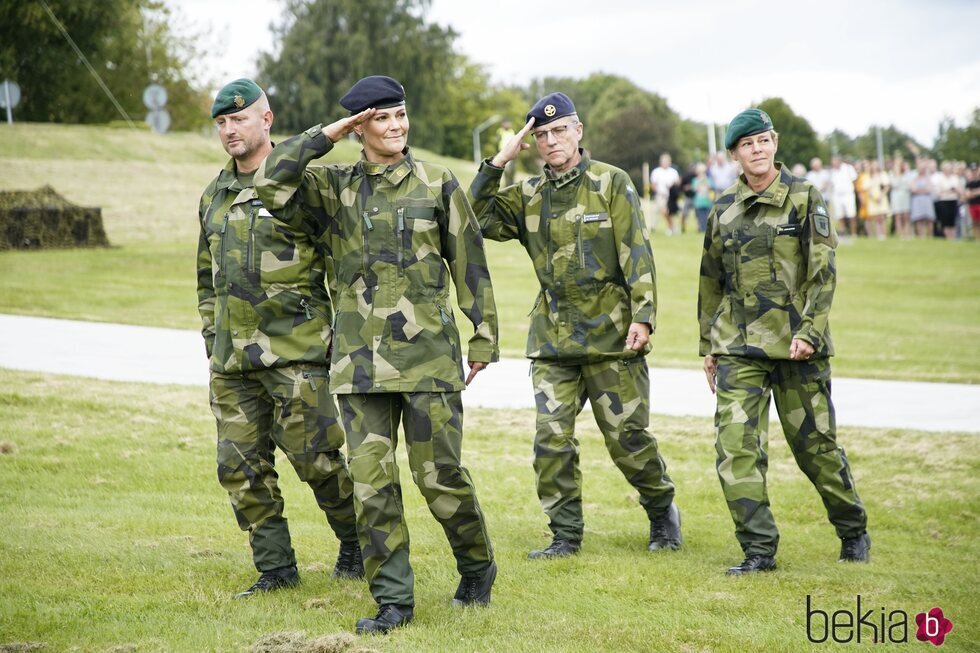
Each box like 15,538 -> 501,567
532,121 -> 579,142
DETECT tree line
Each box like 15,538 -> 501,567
2,0 -> 975,183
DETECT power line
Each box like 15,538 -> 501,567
39,0 -> 136,128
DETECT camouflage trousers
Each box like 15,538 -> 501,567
337,392 -> 493,607
532,357 -> 675,542
714,356 -> 868,557
210,365 -> 356,572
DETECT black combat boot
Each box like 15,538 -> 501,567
355,604 -> 414,634
528,537 -> 581,560
233,564 -> 300,599
726,555 -> 777,576
839,532 -> 871,562
332,539 -> 365,579
452,561 -> 497,607
648,503 -> 683,551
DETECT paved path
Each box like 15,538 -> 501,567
1,314 -> 977,433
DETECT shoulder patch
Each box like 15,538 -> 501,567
814,211 -> 831,238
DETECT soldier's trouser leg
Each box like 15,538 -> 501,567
771,360 -> 867,539
403,392 -> 493,576
714,357 -> 779,557
583,358 -> 675,518
338,394 -> 414,607
262,365 -> 357,543
211,371 -> 294,572
532,360 -> 587,541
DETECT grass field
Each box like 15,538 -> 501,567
2,124 -> 979,383
0,369 -> 977,652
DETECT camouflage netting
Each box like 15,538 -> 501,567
0,185 -> 110,251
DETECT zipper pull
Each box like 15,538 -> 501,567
766,227 -> 774,249
221,214 -> 229,234
397,208 -> 405,234
302,371 -> 317,391
439,306 -> 450,324
300,298 -> 312,320
363,211 -> 374,231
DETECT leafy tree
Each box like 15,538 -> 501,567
258,0 -> 457,151
935,109 -> 980,163
586,77 -> 678,189
745,97 -> 822,168
0,0 -> 208,130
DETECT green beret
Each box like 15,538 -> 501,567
211,78 -> 263,119
724,108 -> 774,150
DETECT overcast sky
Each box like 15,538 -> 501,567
167,0 -> 980,146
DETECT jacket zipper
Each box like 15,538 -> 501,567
247,209 -> 256,272
299,297 -> 329,321
577,214 -> 585,268
396,207 -> 405,276
362,211 -> 373,279
219,213 -> 230,271
766,226 -> 777,282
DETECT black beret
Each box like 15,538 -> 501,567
526,92 -> 576,127
340,76 -> 406,114
211,78 -> 263,119
724,108 -> 774,150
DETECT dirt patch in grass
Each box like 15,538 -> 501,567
0,643 -> 46,652
250,631 -> 377,653
0,441 -> 16,454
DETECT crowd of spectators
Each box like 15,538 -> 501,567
652,152 -> 980,241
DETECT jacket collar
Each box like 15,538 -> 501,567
736,161 -> 791,207
356,147 -> 414,185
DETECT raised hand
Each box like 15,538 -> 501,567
491,117 -> 535,168
324,108 -> 376,143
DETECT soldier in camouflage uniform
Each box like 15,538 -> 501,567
197,79 -> 362,599
468,92 -> 681,560
254,76 -> 499,634
698,108 -> 870,575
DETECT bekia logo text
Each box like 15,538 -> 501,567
806,596 -> 953,645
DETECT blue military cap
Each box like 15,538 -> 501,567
526,92 -> 576,127
724,108 -> 775,150
340,76 -> 406,114
211,78 -> 263,118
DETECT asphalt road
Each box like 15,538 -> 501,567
1,313 -> 977,433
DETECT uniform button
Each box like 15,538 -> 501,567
375,383 -> 381,388
560,321 -> 566,327
374,335 -> 381,341
232,329 -> 238,335
372,207 -> 379,213
374,285 -> 380,291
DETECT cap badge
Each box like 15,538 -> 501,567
544,104 -> 556,117
233,95 -> 245,109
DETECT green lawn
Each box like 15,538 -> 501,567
0,369 -> 977,652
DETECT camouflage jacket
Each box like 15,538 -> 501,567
197,158 -> 333,374
469,151 -> 656,363
254,125 -> 499,394
698,162 -> 837,359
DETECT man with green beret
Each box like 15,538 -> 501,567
198,78 -> 363,598
255,75 -> 499,634
468,92 -> 682,560
699,108 -> 871,575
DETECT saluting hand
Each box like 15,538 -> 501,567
491,117 -> 535,168
324,108 -> 376,143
